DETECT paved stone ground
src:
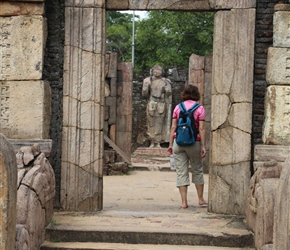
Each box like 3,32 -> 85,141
42,154 -> 255,250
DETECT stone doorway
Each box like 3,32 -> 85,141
61,0 -> 255,215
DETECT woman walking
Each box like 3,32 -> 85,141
168,85 -> 207,209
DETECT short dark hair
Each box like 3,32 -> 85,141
181,85 -> 200,101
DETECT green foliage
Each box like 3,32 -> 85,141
106,11 -> 138,62
106,10 -> 214,73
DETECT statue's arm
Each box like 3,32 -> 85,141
142,78 -> 151,97
164,79 -> 172,97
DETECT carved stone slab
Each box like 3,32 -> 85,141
273,11 -> 290,47
263,85 -> 290,145
0,81 -> 51,139
0,133 -> 17,250
0,16 -> 47,80
267,47 -> 290,85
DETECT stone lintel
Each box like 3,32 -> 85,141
209,0 -> 256,9
106,0 -> 212,10
65,0 -> 104,8
254,145 -> 290,162
0,2 -> 44,16
8,139 -> 52,157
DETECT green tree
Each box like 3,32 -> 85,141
106,11 -> 214,73
134,11 -> 214,72
106,11 -> 140,62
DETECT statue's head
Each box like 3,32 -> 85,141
150,65 -> 164,77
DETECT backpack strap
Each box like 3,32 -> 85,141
188,102 -> 201,113
187,102 -> 200,140
178,102 -> 187,115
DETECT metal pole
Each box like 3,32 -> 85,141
132,10 -> 135,72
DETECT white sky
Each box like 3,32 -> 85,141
120,10 -> 148,20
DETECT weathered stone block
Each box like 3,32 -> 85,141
254,145 -> 290,162
0,16 -> 47,80
273,11 -> 290,47
211,94 -> 231,131
0,81 -> 51,139
0,2 -> 44,16
262,85 -> 290,145
266,47 -> 290,85
64,7 -> 104,53
209,162 -> 251,215
118,63 -> 133,82
189,54 -> 205,70
108,52 -> 118,78
212,127 -> 251,165
203,73 -> 212,106
228,103 -> 252,134
110,77 -> 117,97
212,9 -> 255,103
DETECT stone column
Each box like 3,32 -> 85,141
0,133 -> 17,250
209,8 -> 255,215
116,62 -> 133,160
61,1 -> 105,211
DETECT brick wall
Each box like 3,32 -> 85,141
43,0 -> 65,208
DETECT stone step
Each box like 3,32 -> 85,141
41,241 -> 255,250
42,211 -> 254,249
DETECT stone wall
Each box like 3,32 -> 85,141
6,0 -> 288,214
253,0 -> 288,144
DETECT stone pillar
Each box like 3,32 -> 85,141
61,1 -> 105,211
188,54 -> 212,174
0,3 -> 51,140
209,8 -> 255,215
116,62 -> 133,160
0,133 -> 17,250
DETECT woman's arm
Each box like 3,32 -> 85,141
199,120 -> 206,158
167,118 -> 177,153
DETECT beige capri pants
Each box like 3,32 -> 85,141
172,139 -> 204,187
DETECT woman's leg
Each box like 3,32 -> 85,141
179,186 -> 188,208
173,141 -> 190,208
186,142 -> 207,205
195,184 -> 207,205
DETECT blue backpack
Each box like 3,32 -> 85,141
175,102 -> 200,146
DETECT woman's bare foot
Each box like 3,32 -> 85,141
180,204 -> 188,209
198,199 -> 207,206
